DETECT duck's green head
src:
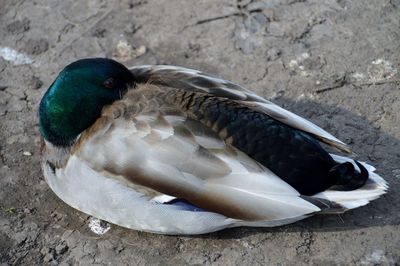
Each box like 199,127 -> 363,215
39,58 -> 134,147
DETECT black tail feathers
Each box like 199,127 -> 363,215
329,160 -> 369,191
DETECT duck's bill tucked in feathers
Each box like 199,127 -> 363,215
41,62 -> 387,235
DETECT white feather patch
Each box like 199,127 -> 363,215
313,154 -> 388,210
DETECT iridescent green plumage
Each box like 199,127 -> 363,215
39,58 -> 134,146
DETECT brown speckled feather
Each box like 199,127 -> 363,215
73,84 -> 321,220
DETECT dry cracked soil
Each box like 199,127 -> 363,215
1,0 -> 400,265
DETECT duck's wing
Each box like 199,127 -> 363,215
129,65 -> 350,154
71,87 -> 322,223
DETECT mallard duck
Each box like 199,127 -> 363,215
39,58 -> 387,235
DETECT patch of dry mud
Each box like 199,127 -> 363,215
1,0 -> 399,265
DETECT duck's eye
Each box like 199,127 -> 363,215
103,78 -> 115,89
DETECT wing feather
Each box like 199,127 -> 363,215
129,65 -> 350,153
74,94 -> 321,221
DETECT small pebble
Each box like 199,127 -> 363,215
88,217 -> 111,235
112,40 -> 146,61
23,151 -> 32,156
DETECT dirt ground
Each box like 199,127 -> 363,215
1,0 -> 399,265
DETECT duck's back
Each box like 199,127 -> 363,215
165,89 -> 337,195
132,64 -> 368,195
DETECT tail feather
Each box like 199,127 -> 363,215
313,154 -> 388,210
329,160 -> 369,191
